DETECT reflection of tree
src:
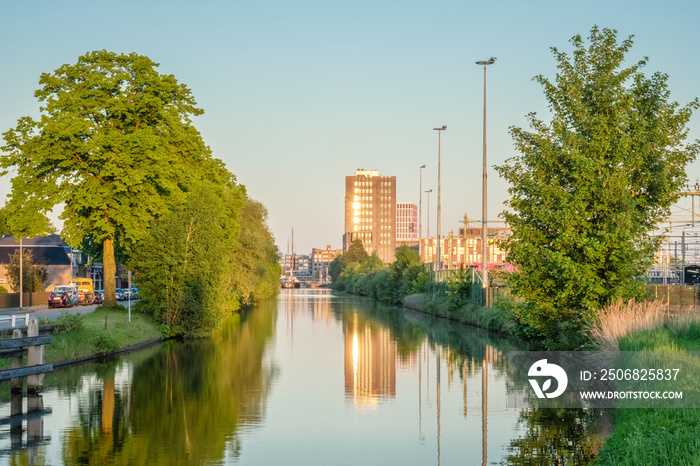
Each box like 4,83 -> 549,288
60,300 -> 278,465
505,408 -> 607,465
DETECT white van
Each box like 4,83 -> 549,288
53,284 -> 80,306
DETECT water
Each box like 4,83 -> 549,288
0,289 -> 605,465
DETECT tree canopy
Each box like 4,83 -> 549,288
495,27 -> 699,338
1,51 -> 225,303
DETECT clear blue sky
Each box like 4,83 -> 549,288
2,0 -> 700,254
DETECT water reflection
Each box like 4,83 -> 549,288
345,315 -> 396,406
0,290 -> 605,465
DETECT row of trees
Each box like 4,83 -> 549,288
329,240 -> 428,305
1,51 -> 280,336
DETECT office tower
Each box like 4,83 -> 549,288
343,169 -> 396,263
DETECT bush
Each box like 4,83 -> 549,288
0,286 -> 7,294
55,310 -> 84,334
92,331 -> 120,354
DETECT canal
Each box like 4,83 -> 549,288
0,289 -> 606,465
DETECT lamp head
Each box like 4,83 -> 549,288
476,57 -> 497,65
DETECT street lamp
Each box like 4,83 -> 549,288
476,57 -> 496,306
425,189 -> 433,265
433,125 -> 447,271
419,164 -> 426,262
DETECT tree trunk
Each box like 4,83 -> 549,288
104,237 -> 117,305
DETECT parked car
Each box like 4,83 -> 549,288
115,289 -> 125,301
130,287 -> 140,300
53,285 -> 80,306
94,290 -> 104,304
48,290 -> 73,308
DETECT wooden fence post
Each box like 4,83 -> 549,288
10,329 -> 23,394
27,319 -> 43,393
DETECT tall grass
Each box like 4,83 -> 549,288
588,298 -> 666,351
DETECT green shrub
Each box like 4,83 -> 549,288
55,311 -> 84,334
92,331 -> 120,354
0,286 -> 7,294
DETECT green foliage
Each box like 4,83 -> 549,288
0,286 -> 6,294
92,331 -> 120,354
346,239 -> 370,265
157,324 -> 173,338
228,198 -> 282,306
496,27 -> 699,340
335,245 -> 429,306
131,182 -> 241,337
1,50 -> 225,304
445,267 -> 475,314
132,180 -> 279,337
55,310 -> 85,334
5,248 -> 48,292
0,205 -> 11,237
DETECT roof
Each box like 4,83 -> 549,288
0,234 -> 72,265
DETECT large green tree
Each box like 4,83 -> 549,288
496,27 -> 699,337
1,51 -> 217,304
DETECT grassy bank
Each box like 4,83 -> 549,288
0,305 -> 165,369
402,292 -> 516,335
591,302 -> 700,465
47,305 -> 164,365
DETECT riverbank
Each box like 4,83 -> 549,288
594,317 -> 700,465
402,292 -> 516,335
0,304 -> 165,369
47,305 -> 165,365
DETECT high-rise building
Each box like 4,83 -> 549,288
396,202 -> 418,249
343,169 -> 396,263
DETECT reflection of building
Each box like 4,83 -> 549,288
396,202 -> 418,250
344,317 -> 396,405
421,226 -> 513,270
310,245 -> 342,282
343,169 -> 397,263
310,289 -> 333,323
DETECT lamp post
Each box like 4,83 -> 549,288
425,189 -> 433,266
433,125 -> 447,271
475,57 -> 496,306
419,164 -> 426,261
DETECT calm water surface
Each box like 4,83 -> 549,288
0,289 -> 606,465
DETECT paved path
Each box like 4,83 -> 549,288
0,300 -> 138,329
